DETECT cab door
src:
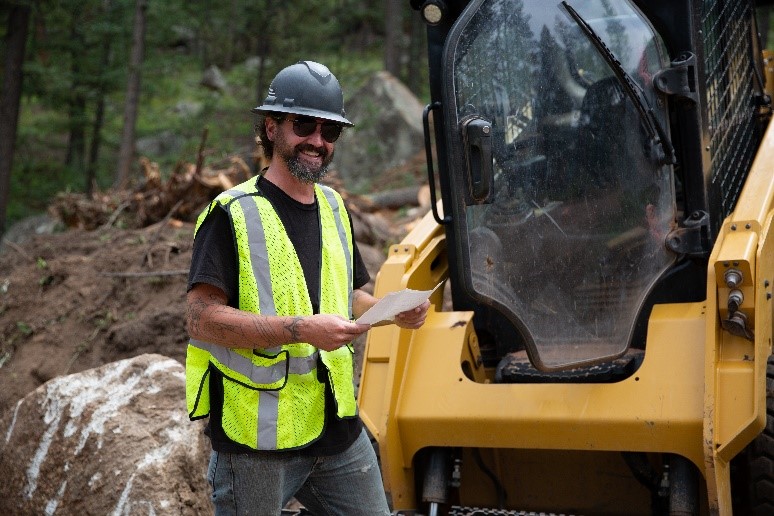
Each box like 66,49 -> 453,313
438,0 -> 677,369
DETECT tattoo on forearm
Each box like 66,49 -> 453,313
253,317 -> 284,347
206,321 -> 246,339
284,317 -> 303,342
190,289 -> 308,348
186,297 -> 208,336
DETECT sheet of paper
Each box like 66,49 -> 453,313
356,282 -> 442,325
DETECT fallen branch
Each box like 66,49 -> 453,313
142,199 -> 184,267
3,240 -> 33,260
102,200 -> 132,229
364,186 -> 421,210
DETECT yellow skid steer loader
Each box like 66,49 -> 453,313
359,1 -> 774,514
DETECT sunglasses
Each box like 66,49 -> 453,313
287,116 -> 344,143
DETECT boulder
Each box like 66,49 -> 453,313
334,71 -> 425,193
0,353 -> 211,515
0,214 -> 61,250
135,130 -> 185,158
201,65 -> 228,92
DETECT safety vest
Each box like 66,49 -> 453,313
185,178 -> 357,451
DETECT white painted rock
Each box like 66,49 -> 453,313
0,353 -> 211,515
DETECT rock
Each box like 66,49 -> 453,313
136,130 -> 185,158
172,100 -> 204,118
201,65 -> 228,92
0,353 -> 211,515
0,214 -> 61,249
334,71 -> 425,193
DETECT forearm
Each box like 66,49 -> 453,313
352,288 -> 379,319
186,284 -> 303,349
187,283 -> 370,351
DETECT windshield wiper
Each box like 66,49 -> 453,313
561,1 -> 676,166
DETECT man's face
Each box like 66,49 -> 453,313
272,117 -> 335,184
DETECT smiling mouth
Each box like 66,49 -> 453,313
297,145 -> 326,162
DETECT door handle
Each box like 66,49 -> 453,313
462,116 -> 493,204
423,102 -> 451,225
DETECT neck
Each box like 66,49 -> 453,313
264,163 -> 316,204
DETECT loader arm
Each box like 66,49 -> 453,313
358,207 -> 452,500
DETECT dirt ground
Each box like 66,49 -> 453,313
0,204 -> 416,417
0,220 -> 196,415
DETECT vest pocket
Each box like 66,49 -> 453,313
243,349 -> 289,390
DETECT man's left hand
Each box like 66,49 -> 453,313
394,300 -> 430,330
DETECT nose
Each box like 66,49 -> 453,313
305,125 -> 327,145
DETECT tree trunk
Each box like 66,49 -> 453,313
0,5 -> 31,238
255,0 -> 275,106
115,0 -> 147,188
65,16 -> 86,171
407,7 -> 425,95
86,0 -> 114,198
86,95 -> 105,198
384,0 -> 403,77
223,0 -> 239,69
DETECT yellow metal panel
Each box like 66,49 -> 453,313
703,121 -> 774,514
394,306 -> 705,460
358,207 -> 449,503
365,305 -> 706,509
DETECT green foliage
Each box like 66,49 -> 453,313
16,321 -> 33,336
4,0 -> 427,229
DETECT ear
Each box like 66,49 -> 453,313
265,118 -> 278,141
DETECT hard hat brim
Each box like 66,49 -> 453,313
251,105 -> 354,127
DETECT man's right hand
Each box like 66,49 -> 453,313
295,314 -> 371,351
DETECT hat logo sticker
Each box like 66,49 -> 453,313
302,61 -> 332,85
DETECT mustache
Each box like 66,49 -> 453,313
296,143 -> 328,158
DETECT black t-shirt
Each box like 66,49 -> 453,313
188,176 -> 370,456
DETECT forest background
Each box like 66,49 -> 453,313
2,2 -> 774,239
0,0 -> 429,238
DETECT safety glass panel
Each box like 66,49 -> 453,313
449,0 -> 676,368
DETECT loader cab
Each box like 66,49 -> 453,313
423,0 -> 768,373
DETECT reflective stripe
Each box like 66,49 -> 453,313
258,390 -> 279,449
234,195 -> 276,316
190,339 -> 318,382
319,185 -> 353,315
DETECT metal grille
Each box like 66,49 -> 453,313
701,0 -> 760,219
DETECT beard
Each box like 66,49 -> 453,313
274,129 -> 334,184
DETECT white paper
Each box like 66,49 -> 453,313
356,282 -> 442,325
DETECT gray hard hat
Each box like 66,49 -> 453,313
251,61 -> 353,126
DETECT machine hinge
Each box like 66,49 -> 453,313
653,52 -> 699,104
665,210 -> 710,257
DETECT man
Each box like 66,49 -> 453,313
185,60 -> 429,515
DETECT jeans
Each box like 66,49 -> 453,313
207,428 -> 391,515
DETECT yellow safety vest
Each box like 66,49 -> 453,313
185,178 -> 357,450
